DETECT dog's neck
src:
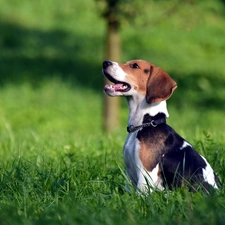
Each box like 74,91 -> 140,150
126,96 -> 169,127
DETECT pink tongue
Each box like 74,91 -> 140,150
104,83 -> 125,92
114,83 -> 125,91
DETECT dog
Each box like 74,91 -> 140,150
102,59 -> 221,194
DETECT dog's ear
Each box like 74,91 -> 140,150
146,66 -> 177,104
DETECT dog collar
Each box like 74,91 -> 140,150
127,117 -> 166,133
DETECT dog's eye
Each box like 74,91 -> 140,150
130,63 -> 139,69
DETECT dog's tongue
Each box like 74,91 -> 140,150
104,83 -> 127,92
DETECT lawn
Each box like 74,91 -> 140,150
0,0 -> 225,224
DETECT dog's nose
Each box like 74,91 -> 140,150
103,60 -> 112,69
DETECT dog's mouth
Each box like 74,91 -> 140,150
104,72 -> 131,93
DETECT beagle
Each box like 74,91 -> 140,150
102,59 -> 221,193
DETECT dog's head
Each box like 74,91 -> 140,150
102,59 -> 177,104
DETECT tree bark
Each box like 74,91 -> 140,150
103,22 -> 121,132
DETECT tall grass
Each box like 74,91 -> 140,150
0,0 -> 225,224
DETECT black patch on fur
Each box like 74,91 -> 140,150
160,146 -> 207,191
142,113 -> 165,124
136,113 -> 221,193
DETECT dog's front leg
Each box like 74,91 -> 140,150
137,166 -> 164,194
136,169 -> 155,194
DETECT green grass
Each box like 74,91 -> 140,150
0,0 -> 225,224
0,81 -> 225,225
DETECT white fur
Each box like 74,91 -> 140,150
123,132 -> 138,187
105,62 -> 127,81
136,164 -> 164,193
127,99 -> 169,128
180,141 -> 192,150
201,155 -> 219,189
124,133 -> 164,193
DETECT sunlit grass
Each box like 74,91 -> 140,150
0,79 -> 224,225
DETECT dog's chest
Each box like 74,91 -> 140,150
123,132 -> 145,185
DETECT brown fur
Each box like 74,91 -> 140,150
139,133 -> 167,171
146,66 -> 177,103
119,60 -> 153,95
118,60 -> 177,101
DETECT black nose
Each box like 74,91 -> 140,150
103,60 -> 112,69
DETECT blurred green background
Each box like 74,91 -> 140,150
0,0 -> 225,140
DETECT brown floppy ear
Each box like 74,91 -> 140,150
146,66 -> 177,104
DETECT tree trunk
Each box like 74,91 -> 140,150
103,22 -> 121,132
